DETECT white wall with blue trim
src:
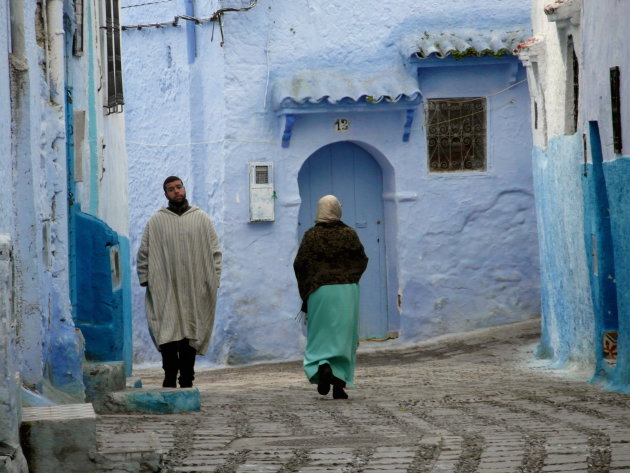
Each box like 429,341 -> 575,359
580,0 -> 630,389
122,0 -> 540,366
519,0 -> 630,389
0,0 -> 132,460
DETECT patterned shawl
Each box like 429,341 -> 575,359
293,220 -> 368,312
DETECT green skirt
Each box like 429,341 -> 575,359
303,283 -> 360,387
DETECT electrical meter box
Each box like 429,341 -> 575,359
249,162 -> 275,222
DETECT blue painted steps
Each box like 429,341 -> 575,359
91,387 -> 201,414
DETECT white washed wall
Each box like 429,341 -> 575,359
123,0 -> 539,365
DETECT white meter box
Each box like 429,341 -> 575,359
249,162 -> 275,222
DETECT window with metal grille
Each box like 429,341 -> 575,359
610,66 -> 622,154
73,0 -> 84,56
426,98 -> 487,172
255,166 -> 269,184
565,35 -> 579,135
102,0 -> 124,114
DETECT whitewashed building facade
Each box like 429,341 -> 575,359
1,1 -> 131,469
518,0 -> 630,389
122,0 -> 541,365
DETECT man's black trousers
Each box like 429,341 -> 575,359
159,338 -> 197,388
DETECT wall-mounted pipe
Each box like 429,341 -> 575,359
46,0 -> 65,104
9,0 -> 25,57
121,0 -> 259,32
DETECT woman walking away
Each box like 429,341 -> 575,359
293,195 -> 368,399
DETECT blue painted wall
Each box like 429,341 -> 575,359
122,0 -> 538,365
120,237 -> 133,375
86,0 -> 100,216
520,0 -> 630,390
0,3 -> 131,459
581,122 -> 618,381
603,157 -> 630,390
73,212 -> 125,362
66,0 -> 133,377
532,134 -> 595,366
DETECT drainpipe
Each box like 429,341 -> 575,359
9,0 -> 25,57
46,0 -> 65,104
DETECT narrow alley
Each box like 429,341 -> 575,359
97,320 -> 630,473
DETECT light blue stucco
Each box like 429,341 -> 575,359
519,0 -> 630,390
1,2 -> 132,459
532,135 -> 595,366
122,0 -> 539,366
603,157 -> 630,390
0,2 -> 19,451
86,0 -> 100,215
581,122 -> 618,382
120,237 -> 133,376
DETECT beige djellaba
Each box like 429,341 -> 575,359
137,206 -> 222,355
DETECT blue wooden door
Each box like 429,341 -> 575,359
298,142 -> 388,339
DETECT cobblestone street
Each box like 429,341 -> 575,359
97,320 -> 630,473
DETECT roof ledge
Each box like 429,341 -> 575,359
545,0 -> 581,25
271,67 -> 421,114
514,36 -> 545,63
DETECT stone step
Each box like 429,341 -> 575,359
93,430 -> 163,473
20,403 -> 97,473
91,387 -> 201,414
83,361 -> 127,403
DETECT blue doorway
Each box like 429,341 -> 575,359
298,142 -> 389,339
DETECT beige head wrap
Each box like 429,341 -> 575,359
315,195 -> 342,223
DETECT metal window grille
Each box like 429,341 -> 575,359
73,0 -> 84,55
426,98 -> 487,172
255,166 -> 269,184
571,37 -> 579,133
564,36 -> 579,135
104,0 -> 124,114
610,66 -> 622,154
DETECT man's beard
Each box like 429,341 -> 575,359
168,197 -> 190,215
168,197 -> 188,208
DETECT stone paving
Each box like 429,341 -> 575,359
97,320 -> 630,473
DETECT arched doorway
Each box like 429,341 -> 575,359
298,142 -> 389,339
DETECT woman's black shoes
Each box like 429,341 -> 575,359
332,376 -> 348,399
332,384 -> 349,399
317,364 -> 332,395
317,365 -> 349,399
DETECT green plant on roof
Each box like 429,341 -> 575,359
450,47 -> 510,60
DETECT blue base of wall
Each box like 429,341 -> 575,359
602,157 -> 630,388
72,212 -> 133,376
581,122 -> 619,381
119,237 -> 133,376
532,135 -> 595,368
46,324 -> 87,401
